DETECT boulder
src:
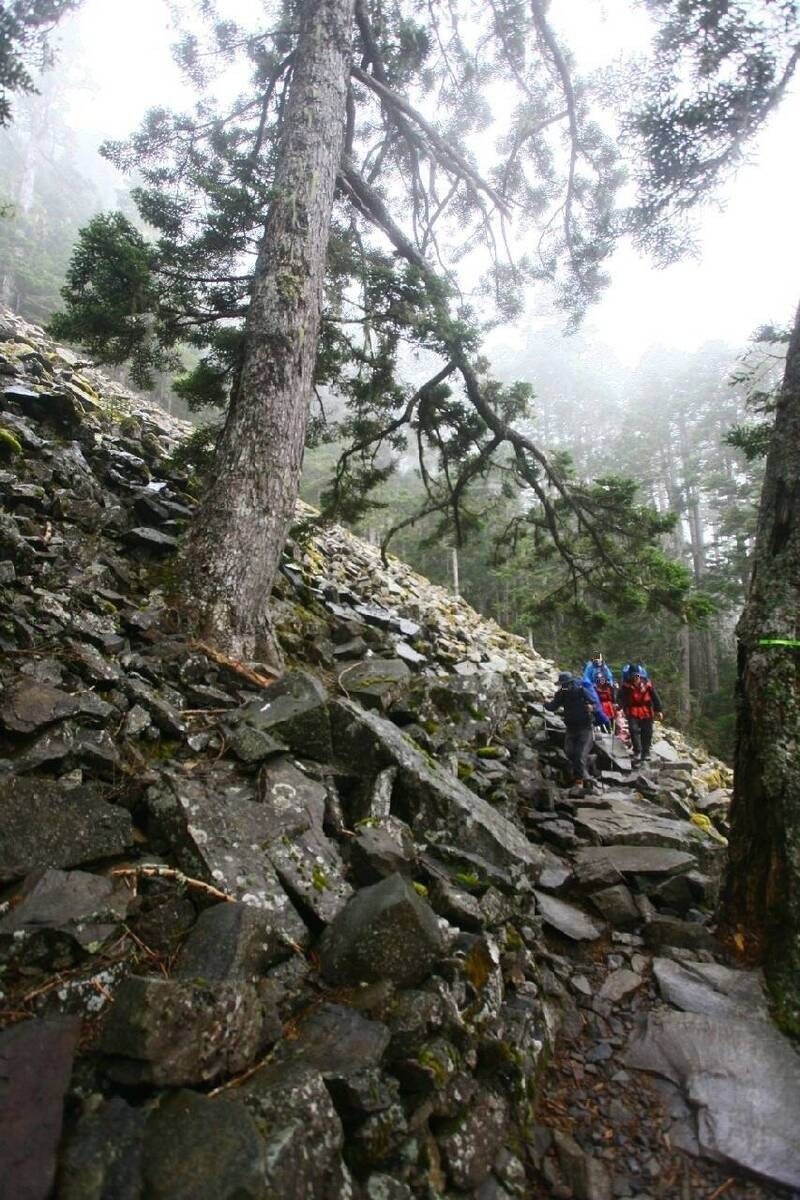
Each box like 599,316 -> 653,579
0,777 -> 133,883
338,657 -> 411,710
319,872 -> 444,987
234,671 -> 332,762
142,1090 -> 266,1200
438,1089 -> 509,1190
174,901 -> 289,982
0,867 -> 130,959
573,844 -> 696,879
99,975 -> 270,1086
331,700 -> 546,876
58,1097 -> 146,1200
589,883 -> 640,930
145,766 -> 308,947
0,1016 -> 80,1200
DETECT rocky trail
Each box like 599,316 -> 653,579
0,305 -> 798,1200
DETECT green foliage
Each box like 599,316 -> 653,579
0,0 -> 80,126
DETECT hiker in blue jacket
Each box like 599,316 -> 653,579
546,671 -> 609,792
583,652 -> 615,686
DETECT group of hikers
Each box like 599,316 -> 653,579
545,652 -> 664,792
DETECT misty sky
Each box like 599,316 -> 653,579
60,0 -> 800,367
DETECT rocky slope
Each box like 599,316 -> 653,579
0,306 -> 798,1200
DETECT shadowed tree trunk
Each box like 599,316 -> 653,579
721,297 -> 800,1035
186,0 -> 355,665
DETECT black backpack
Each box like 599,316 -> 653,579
560,681 -> 594,726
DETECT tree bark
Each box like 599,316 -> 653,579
721,297 -> 800,1035
185,0 -> 354,664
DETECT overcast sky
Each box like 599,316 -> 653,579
61,0 -> 800,367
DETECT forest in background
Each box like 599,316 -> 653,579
0,8 -> 786,764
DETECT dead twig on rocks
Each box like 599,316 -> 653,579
191,641 -> 278,689
110,864 -> 235,903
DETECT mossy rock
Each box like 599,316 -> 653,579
0,427 -> 22,459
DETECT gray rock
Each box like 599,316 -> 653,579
120,677 -> 186,737
625,1010 -> 800,1188
652,957 -> 770,1022
0,1016 -> 80,1200
0,867 -> 130,956
272,1002 -> 390,1080
644,915 -> 717,953
365,1174 -> 414,1200
598,968 -> 643,1004
590,884 -> 640,930
58,1097 -> 146,1200
339,656 -> 411,710
573,794 -> 710,854
99,975 -> 269,1086
236,670 -> 332,762
122,526 -> 178,552
351,816 -> 419,883
0,777 -> 134,883
174,901 -> 289,982
553,1129 -> 612,1200
240,1064 -> 348,1199
0,680 -> 83,733
145,766 -> 308,947
534,891 -> 604,941
142,1089 -> 265,1200
319,872 -> 444,986
331,700 -> 546,875
268,823 -> 353,925
573,845 -> 696,878
438,1089 -> 509,1190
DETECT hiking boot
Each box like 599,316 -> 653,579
630,756 -> 641,768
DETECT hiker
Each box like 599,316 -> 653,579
545,671 -> 610,792
617,668 -> 663,767
583,652 -> 615,686
594,668 -> 617,724
621,658 -> 649,683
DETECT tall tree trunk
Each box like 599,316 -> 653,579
721,297 -> 800,1036
186,0 -> 354,664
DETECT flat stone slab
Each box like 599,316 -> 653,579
598,967 -> 643,1004
534,890 -> 604,941
653,958 -> 771,1022
573,845 -> 696,878
573,794 -> 708,853
625,1010 -> 800,1189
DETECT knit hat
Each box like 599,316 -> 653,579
557,671 -> 573,684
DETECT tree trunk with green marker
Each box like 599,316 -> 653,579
185,0 -> 355,666
721,297 -> 800,1034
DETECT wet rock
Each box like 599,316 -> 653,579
58,1096 -> 146,1200
652,957 -> 770,1021
534,890 -> 604,941
428,875 -> 483,930
120,676 -> 186,737
99,975 -> 269,1086
319,872 -> 444,987
0,680 -> 104,733
225,723 -> 285,764
643,915 -> 717,953
626,1010 -> 800,1189
0,777 -> 134,883
573,794 -> 710,854
438,1089 -> 509,1190
174,900 -> 289,982
0,1015 -> 80,1200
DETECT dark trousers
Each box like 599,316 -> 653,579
564,724 -> 594,781
628,716 -> 654,760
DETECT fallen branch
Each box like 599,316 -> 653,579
191,640 -> 279,688
110,865 -> 236,903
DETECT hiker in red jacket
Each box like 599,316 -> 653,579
594,669 -> 617,723
617,669 -> 664,767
